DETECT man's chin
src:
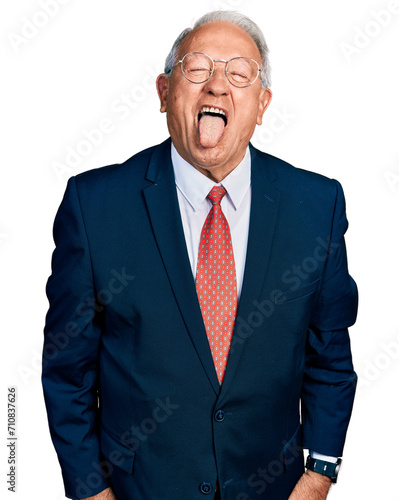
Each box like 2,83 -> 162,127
195,142 -> 228,166
190,143 -> 242,181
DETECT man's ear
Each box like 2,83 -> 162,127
256,88 -> 272,125
156,74 -> 170,113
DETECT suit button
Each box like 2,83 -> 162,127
199,482 -> 213,495
214,409 -> 225,422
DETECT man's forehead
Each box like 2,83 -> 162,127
178,21 -> 261,61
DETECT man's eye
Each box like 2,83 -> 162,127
188,67 -> 209,73
230,72 -> 248,82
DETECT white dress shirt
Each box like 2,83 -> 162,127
171,142 -> 338,465
171,143 -> 251,298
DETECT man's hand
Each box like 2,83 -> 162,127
288,470 -> 332,500
79,487 -> 117,500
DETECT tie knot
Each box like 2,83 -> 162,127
207,186 -> 227,206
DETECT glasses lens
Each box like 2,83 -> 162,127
182,53 -> 213,83
227,58 -> 259,87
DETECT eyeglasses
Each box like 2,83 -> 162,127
175,52 -> 262,88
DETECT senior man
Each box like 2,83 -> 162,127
42,10 -> 358,500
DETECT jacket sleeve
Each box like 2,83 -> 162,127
42,177 -> 109,499
301,180 -> 358,457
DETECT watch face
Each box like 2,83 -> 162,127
332,458 -> 342,482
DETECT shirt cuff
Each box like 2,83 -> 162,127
309,451 -> 339,463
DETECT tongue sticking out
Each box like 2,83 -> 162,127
198,114 -> 225,148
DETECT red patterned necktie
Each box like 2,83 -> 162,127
195,186 -> 238,384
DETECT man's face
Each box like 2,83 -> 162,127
157,21 -> 272,181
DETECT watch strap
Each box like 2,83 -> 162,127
305,455 -> 341,483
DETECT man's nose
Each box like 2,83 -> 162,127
203,61 -> 231,95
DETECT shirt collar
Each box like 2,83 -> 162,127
171,143 -> 251,212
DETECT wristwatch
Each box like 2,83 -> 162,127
305,455 -> 342,483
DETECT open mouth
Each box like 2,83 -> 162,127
197,106 -> 228,148
198,106 -> 228,126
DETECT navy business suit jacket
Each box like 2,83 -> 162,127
42,138 -> 358,500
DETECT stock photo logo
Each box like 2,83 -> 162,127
357,333 -> 399,391
384,156 -> 399,193
51,65 -> 162,183
7,0 -> 72,53
74,397 -> 180,498
17,268 -> 135,386
340,2 -> 399,62
254,106 -> 296,146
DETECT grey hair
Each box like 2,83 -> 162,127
164,11 -> 271,88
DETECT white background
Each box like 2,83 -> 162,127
1,0 -> 398,498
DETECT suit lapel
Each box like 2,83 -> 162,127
143,140 -> 220,395
143,140 -> 280,398
220,145 -> 281,397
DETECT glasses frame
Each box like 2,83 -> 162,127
176,52 -> 262,88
